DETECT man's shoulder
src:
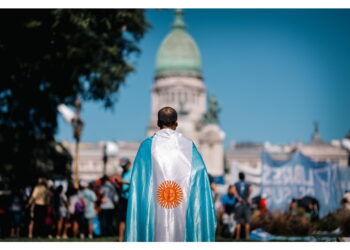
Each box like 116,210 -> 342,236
139,136 -> 154,147
138,134 -> 194,148
175,131 -> 193,144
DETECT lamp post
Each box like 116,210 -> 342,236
101,141 -> 119,176
103,143 -> 108,176
72,98 -> 84,189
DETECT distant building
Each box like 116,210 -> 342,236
63,11 -> 349,186
64,9 -> 226,182
63,141 -> 139,182
147,9 -> 225,176
226,123 -> 350,195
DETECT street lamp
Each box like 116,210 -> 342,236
71,98 -> 84,188
101,141 -> 119,176
103,143 -> 108,176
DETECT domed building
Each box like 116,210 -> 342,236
62,9 -> 348,185
63,9 -> 226,182
147,9 -> 226,176
155,10 -> 202,79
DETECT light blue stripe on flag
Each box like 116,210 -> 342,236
185,143 -> 217,242
125,136 -> 154,241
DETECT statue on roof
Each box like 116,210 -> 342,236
314,121 -> 319,133
310,121 -> 327,145
178,100 -> 189,116
203,95 -> 221,125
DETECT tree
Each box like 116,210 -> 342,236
0,9 -> 150,186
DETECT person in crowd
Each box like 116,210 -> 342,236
307,202 -> 319,222
296,196 -> 319,221
54,185 -> 69,239
0,185 -> 10,238
125,107 -> 216,242
9,187 -> 24,238
26,178 -> 49,238
258,193 -> 268,215
22,185 -> 34,238
289,198 -> 299,216
208,174 -> 215,198
116,157 -> 132,242
80,181 -> 97,239
221,185 -> 237,238
341,190 -> 350,211
45,183 -> 55,239
233,172 -> 252,240
68,186 -> 85,238
222,185 -> 237,215
208,174 -> 221,215
99,175 -> 118,237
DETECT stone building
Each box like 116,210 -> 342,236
226,123 -> 350,192
64,9 -> 226,182
63,141 -> 140,182
63,10 -> 349,185
147,9 -> 225,176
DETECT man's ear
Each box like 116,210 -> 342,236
175,121 -> 178,127
157,120 -> 161,128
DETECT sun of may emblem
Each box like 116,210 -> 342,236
157,180 -> 183,209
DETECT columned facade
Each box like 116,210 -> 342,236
147,9 -> 225,176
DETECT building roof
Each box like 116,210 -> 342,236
155,9 -> 202,79
226,142 -> 263,159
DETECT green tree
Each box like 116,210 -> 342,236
0,9 -> 150,186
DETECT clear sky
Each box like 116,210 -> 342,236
56,9 -> 350,147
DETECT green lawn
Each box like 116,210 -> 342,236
0,235 -> 343,242
0,237 -> 119,242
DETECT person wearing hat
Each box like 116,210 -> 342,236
116,157 -> 132,242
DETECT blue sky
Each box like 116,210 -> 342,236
56,9 -> 350,146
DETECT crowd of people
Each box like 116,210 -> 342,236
0,157 -> 132,240
1,163 -> 350,240
211,171 -> 350,239
210,172 -> 255,240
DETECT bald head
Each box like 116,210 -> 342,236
157,107 -> 178,129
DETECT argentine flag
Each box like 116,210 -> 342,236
125,128 -> 217,242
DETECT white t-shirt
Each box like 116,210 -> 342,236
100,181 -> 118,210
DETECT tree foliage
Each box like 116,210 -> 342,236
0,9 -> 150,185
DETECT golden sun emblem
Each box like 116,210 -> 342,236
157,180 -> 183,209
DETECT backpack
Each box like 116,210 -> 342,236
75,197 -> 85,213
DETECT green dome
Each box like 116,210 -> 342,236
155,9 -> 202,78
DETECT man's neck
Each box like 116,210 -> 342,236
161,126 -> 176,130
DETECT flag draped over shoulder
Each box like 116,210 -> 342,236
125,129 -> 216,242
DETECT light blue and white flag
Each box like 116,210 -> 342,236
125,129 -> 216,242
261,151 -> 344,217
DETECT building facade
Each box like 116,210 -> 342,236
65,9 -> 226,182
64,10 -> 349,186
226,124 -> 350,194
147,9 -> 225,176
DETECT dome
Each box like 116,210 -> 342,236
155,9 -> 202,78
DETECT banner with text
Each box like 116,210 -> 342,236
261,151 -> 344,217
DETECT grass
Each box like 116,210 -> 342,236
0,237 -> 119,242
0,235 -> 342,242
